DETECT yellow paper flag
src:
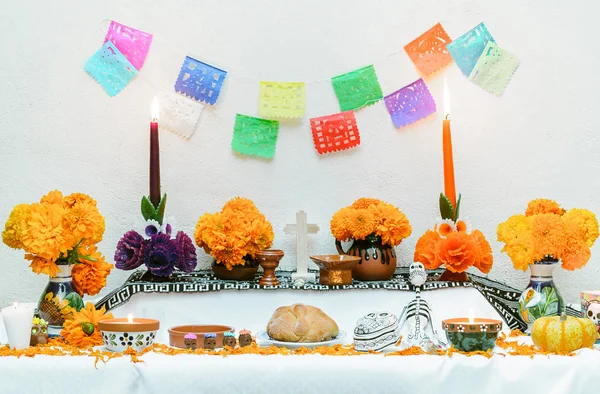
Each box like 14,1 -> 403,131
259,81 -> 305,118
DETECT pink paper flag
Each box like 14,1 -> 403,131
104,21 -> 153,71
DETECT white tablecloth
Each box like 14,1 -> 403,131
0,287 -> 593,393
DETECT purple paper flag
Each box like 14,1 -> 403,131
174,56 -> 227,105
104,21 -> 153,71
384,79 -> 436,128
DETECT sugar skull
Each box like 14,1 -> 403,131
30,317 -> 48,346
585,300 -> 600,333
409,262 -> 427,286
204,333 -> 217,350
223,331 -> 236,348
184,333 -> 197,350
239,329 -> 252,347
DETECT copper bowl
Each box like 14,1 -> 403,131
310,255 -> 361,285
168,325 -> 234,349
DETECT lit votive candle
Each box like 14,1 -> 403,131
1,302 -> 35,350
442,308 -> 503,352
98,313 -> 160,352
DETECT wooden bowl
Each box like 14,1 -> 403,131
168,325 -> 234,349
310,255 -> 361,285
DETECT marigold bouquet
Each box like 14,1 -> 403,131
61,302 -> 113,348
114,194 -> 198,277
194,197 -> 274,270
330,198 -> 412,246
2,190 -> 112,296
497,199 -> 599,271
414,219 -> 493,274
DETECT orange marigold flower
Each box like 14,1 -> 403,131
26,254 -> 60,277
456,220 -> 468,232
63,193 -> 97,209
525,199 -> 565,217
414,229 -> 442,269
531,213 -> 564,261
437,231 -> 477,273
72,250 -> 113,296
40,190 -> 64,206
61,303 -> 113,348
2,204 -> 31,249
561,238 -> 591,271
437,221 -> 455,237
563,208 -> 599,248
347,209 -> 376,240
330,208 -> 353,241
471,230 -> 493,274
21,203 -> 73,260
195,198 -> 273,269
63,201 -> 105,244
370,203 -> 412,246
351,198 -> 381,210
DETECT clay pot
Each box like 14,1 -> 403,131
168,325 -> 234,349
212,260 -> 259,281
255,249 -> 284,286
310,255 -> 361,285
438,269 -> 470,282
336,234 -> 396,281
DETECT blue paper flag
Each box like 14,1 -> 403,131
174,56 -> 227,105
84,41 -> 138,97
446,23 -> 496,77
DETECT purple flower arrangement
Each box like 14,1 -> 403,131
115,221 -> 197,277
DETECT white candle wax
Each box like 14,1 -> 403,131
1,302 -> 35,350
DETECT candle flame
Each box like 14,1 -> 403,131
468,308 -> 475,324
443,77 -> 451,119
151,97 -> 159,122
127,313 -> 134,323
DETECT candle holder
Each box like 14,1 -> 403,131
98,317 -> 160,352
1,303 -> 35,350
255,249 -> 284,286
310,255 -> 361,285
442,318 -> 502,352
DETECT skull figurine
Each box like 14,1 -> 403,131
409,262 -> 427,287
223,331 -> 237,348
184,333 -> 198,350
238,329 -> 253,347
30,317 -> 48,346
353,311 -> 400,352
204,333 -> 217,350
585,300 -> 600,333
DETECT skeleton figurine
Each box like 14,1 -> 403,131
398,262 -> 444,352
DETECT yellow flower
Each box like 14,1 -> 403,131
525,199 -> 565,217
330,207 -> 353,242
61,303 -> 113,348
40,190 -> 64,206
563,208 -> 599,248
2,204 -> 31,249
26,254 -> 60,277
21,203 -> 73,260
44,292 -> 73,321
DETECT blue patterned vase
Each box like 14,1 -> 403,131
518,260 -> 564,332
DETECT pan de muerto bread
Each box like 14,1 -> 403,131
266,303 -> 339,342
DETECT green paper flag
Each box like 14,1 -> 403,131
331,65 -> 383,111
468,42 -> 520,96
231,114 -> 280,159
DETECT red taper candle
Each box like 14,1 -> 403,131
150,97 -> 161,208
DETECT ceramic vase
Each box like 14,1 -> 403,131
336,234 -> 397,281
37,264 -> 84,337
518,260 -> 564,332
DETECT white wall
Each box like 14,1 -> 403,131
1,0 -> 599,308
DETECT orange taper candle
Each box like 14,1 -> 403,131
443,79 -> 456,209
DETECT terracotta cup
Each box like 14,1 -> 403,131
310,255 -> 361,285
255,249 -> 284,286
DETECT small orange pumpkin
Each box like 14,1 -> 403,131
531,313 -> 596,353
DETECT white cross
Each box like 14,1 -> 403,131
284,210 -> 319,283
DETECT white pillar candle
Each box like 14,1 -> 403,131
1,302 -> 35,350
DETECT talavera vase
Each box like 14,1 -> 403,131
518,260 -> 564,332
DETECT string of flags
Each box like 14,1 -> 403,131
85,20 -> 520,159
